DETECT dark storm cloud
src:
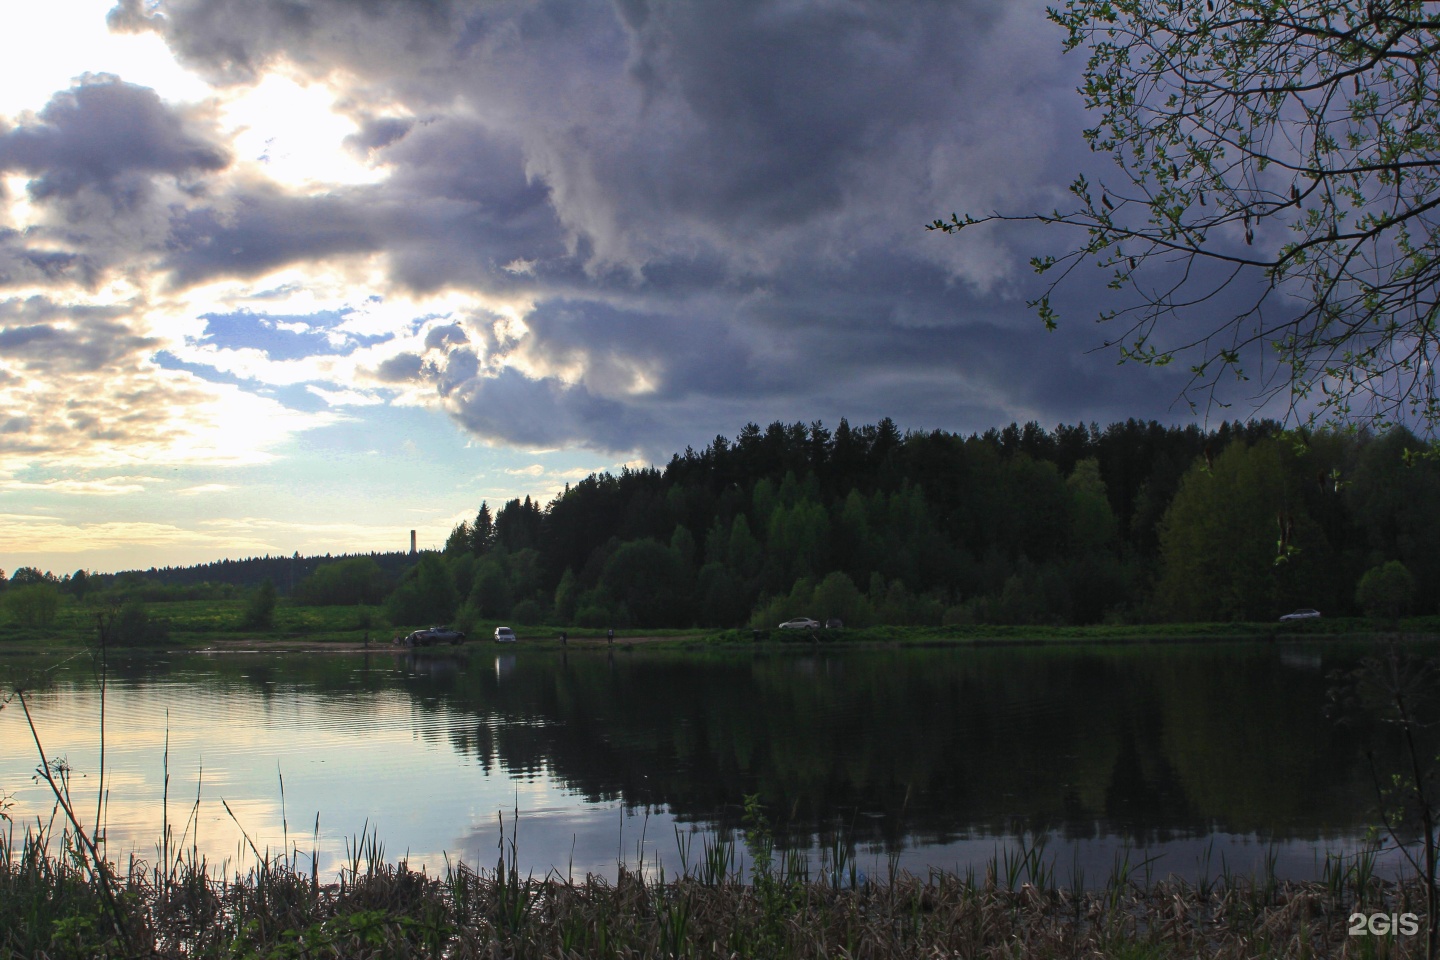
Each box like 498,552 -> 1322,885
0,297 -> 158,373
609,1 -> 1005,231
158,117 -> 566,290
69,0 -> 1203,452
165,188 -> 379,286
0,76 -> 228,202
372,118 -> 569,292
344,116 -> 415,156
138,0 -> 1067,265
423,323 -> 469,350
374,351 -> 424,383
0,231 -> 100,289
443,364 -> 657,451
118,0 -> 465,83
451,275 -> 1193,460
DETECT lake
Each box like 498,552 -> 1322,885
0,641 -> 1414,886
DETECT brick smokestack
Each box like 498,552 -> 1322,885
410,530 -> 416,554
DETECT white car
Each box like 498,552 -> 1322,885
1279,608 -> 1321,621
778,617 -> 820,630
494,626 -> 517,643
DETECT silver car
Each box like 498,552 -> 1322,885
778,617 -> 820,630
1279,608 -> 1321,621
494,626 -> 517,643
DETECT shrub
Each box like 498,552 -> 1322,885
386,555 -> 457,626
296,557 -> 387,606
4,583 -> 60,627
1356,561 -> 1415,623
575,604 -> 611,629
241,579 -> 277,630
510,599 -> 544,625
451,599 -> 482,636
111,599 -> 169,646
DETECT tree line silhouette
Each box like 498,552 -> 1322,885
7,418 -> 1436,629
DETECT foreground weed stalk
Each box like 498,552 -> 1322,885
1332,648 -> 1440,960
5,818 -> 1440,959
17,689 -> 133,952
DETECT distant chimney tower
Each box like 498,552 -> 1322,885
410,530 -> 417,555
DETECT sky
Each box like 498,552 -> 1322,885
0,0 -> 1230,576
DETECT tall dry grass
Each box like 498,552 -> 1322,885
1,813 -> 1432,959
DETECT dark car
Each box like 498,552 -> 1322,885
400,626 -> 466,646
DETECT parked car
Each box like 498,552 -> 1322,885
1279,608 -> 1322,621
824,618 -> 843,630
778,617 -> 820,630
494,626 -> 517,643
400,626 -> 465,646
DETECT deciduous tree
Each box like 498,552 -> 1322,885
935,1 -> 1440,432
240,579 -> 276,630
3,582 -> 60,627
1356,559 -> 1416,622
1155,437 -> 1334,620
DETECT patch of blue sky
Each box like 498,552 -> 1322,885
153,349 -> 254,386
151,351 -> 337,413
193,310 -> 393,361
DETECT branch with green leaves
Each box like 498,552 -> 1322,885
935,0 -> 1440,434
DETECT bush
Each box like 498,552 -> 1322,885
451,599 -> 482,636
241,579 -> 277,630
296,557 -> 387,606
510,599 -> 544,624
111,599 -> 169,646
575,604 -> 611,629
1356,561 -> 1415,623
3,583 -> 60,627
813,572 -> 872,627
386,554 -> 457,626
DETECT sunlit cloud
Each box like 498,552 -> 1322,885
0,0 -> 209,120
0,518 -> 272,554
218,73 -> 385,190
178,483 -> 233,495
0,359 -> 339,469
195,516 -> 457,553
306,385 -> 384,407
0,476 -> 162,495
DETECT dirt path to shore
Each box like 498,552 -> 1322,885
197,635 -> 698,653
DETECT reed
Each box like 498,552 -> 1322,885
7,811 -> 1440,959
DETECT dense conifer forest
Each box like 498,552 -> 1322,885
7,418 -> 1437,629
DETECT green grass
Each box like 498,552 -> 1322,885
0,598 -> 391,651
1,593 -> 1435,654
710,616 -> 1429,646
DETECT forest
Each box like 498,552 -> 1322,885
4,418 -> 1436,631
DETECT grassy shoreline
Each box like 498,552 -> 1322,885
4,815 -> 1432,959
2,611 -> 1439,655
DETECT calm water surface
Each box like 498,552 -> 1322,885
0,642 -> 1407,884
